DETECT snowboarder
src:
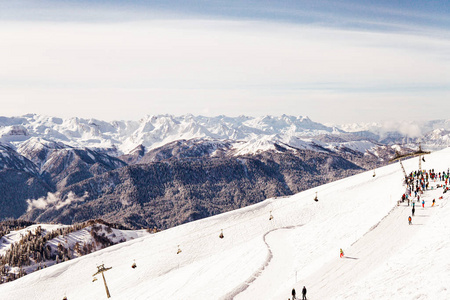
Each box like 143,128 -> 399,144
340,248 -> 344,258
302,286 -> 307,300
408,216 -> 412,225
292,288 -> 296,299
412,207 -> 415,216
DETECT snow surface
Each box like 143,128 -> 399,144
1,148 -> 450,299
0,224 -> 149,280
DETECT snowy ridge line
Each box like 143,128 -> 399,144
222,225 -> 300,300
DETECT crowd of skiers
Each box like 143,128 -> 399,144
403,168 -> 449,225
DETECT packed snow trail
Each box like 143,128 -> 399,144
234,163 -> 406,299
223,226 -> 299,299
295,191 -> 440,300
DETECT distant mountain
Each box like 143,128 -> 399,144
0,114 -> 448,230
1,114 -> 447,157
22,148 -> 365,230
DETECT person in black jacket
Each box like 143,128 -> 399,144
292,288 -> 296,299
302,286 -> 307,300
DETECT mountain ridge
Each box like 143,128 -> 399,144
1,114 -> 448,156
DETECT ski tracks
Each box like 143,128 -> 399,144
222,225 -> 300,300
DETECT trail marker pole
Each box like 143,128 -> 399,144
93,264 -> 112,298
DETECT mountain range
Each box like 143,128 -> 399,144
1,114 -> 449,229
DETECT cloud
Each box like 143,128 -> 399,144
26,192 -> 59,211
381,121 -> 423,138
0,19 -> 448,123
27,191 -> 89,211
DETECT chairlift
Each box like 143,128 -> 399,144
177,245 -> 182,254
219,229 -> 224,239
269,211 -> 273,220
131,259 -> 137,269
314,192 -> 318,202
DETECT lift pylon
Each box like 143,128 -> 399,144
93,264 -> 112,298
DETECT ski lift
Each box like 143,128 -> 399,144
314,192 -> 318,202
131,259 -> 137,269
219,229 -> 224,239
177,245 -> 182,254
92,277 -> 98,282
269,211 -> 273,220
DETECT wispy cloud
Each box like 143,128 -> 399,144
0,2 -> 449,123
27,191 -> 89,211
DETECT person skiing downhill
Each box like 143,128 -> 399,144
340,248 -> 344,258
292,288 -> 296,300
422,200 -> 425,208
412,206 -> 415,216
408,216 -> 412,225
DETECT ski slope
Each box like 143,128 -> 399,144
1,148 -> 450,299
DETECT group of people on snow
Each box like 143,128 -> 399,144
290,286 -> 307,300
406,168 -> 448,225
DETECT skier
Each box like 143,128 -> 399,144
408,216 -> 412,225
422,200 -> 425,208
412,206 -> 415,216
340,248 -> 344,258
292,288 -> 296,299
302,286 -> 307,300
432,199 -> 435,207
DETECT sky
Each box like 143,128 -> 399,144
0,0 -> 449,124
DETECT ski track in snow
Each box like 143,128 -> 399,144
223,225 -> 300,300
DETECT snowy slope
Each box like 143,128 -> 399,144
0,223 -> 149,282
0,148 -> 449,299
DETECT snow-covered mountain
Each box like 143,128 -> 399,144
0,113 -> 448,233
1,147 -> 449,299
0,220 -> 149,283
1,114 -> 448,157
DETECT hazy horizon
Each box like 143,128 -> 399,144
1,1 -> 449,124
